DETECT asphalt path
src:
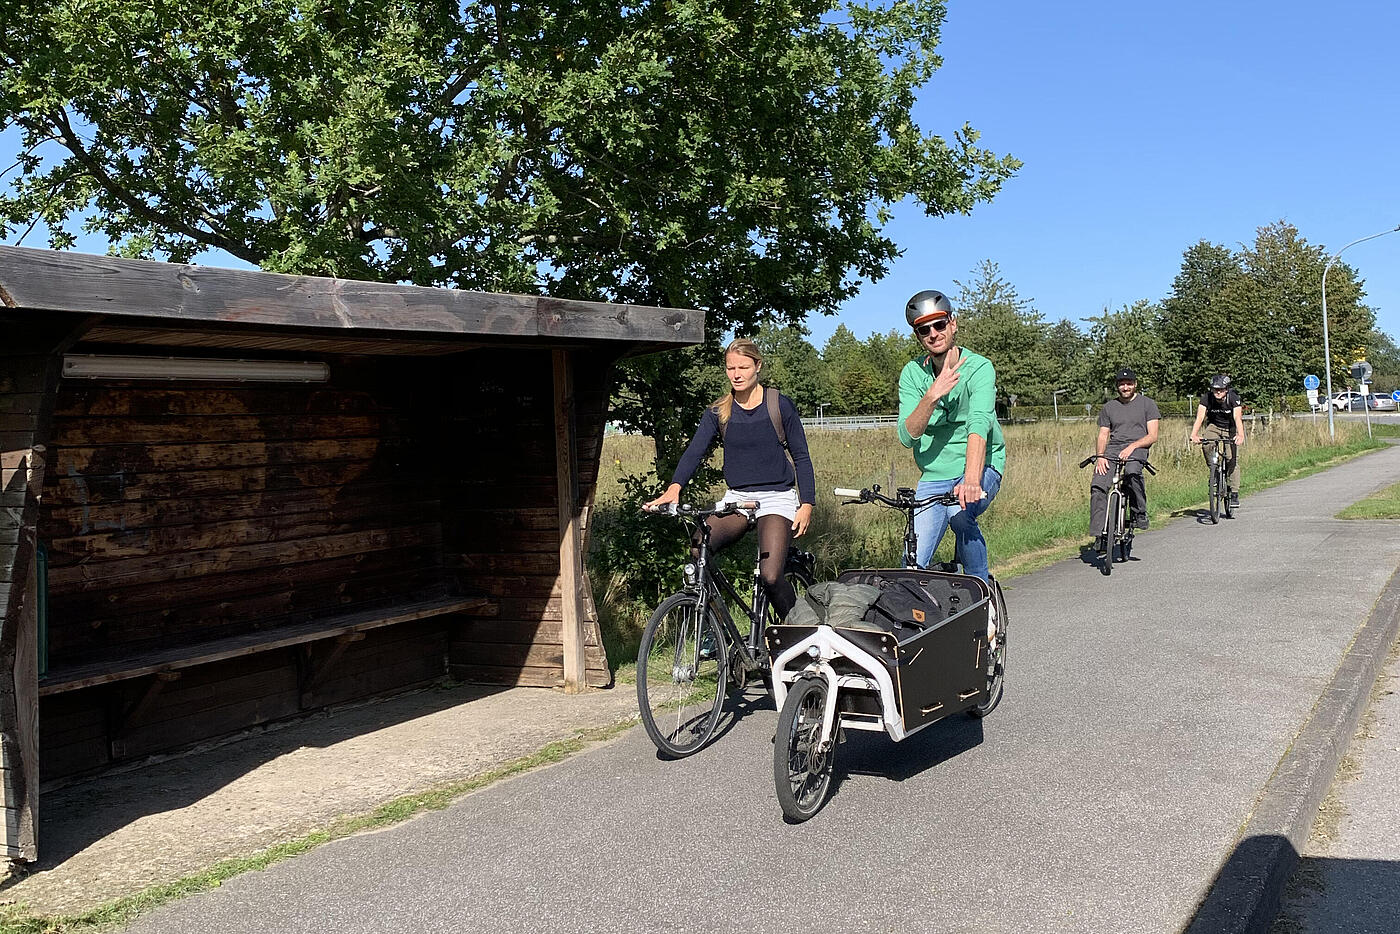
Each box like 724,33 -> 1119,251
125,446 -> 1400,934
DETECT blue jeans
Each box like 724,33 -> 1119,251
914,466 -> 1003,581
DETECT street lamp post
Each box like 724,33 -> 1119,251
1051,388 -> 1069,421
816,402 -> 829,427
1321,224 -> 1400,438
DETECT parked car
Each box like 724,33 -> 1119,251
1324,391 -> 1367,411
1367,394 -> 1398,412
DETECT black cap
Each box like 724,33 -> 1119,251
1114,367 -> 1138,383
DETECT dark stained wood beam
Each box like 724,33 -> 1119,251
0,247 -> 704,349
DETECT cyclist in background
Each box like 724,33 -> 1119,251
896,289 -> 1006,583
1189,373 -> 1244,509
1090,367 -> 1160,552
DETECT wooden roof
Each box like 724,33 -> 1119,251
0,247 -> 703,355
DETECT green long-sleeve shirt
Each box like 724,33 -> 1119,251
897,349 -> 1007,482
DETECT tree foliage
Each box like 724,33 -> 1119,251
953,259 -> 1054,403
1,0 -> 1020,466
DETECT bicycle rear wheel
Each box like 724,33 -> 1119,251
1208,464 -> 1221,524
637,592 -> 727,758
970,577 -> 1008,718
774,676 -> 835,822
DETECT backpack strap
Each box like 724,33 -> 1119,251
767,387 -> 797,474
766,387 -> 786,447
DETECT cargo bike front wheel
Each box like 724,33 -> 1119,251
774,675 -> 836,822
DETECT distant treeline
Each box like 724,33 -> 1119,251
729,222 -> 1398,417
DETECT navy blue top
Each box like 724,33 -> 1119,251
669,391 -> 816,504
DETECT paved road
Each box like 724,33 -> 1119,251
125,448 -> 1400,934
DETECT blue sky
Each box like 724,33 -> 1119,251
818,0 -> 1400,353
4,1 -> 1398,363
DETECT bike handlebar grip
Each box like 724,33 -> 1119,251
833,488 -> 863,498
1077,456 -> 1094,468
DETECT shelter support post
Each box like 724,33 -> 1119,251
553,350 -> 588,693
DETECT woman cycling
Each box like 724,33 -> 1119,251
645,337 -> 816,621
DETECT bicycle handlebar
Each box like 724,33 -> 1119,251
641,500 -> 758,518
833,484 -> 962,509
1077,453 -> 1157,475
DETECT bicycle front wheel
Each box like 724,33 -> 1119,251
1208,465 -> 1221,524
774,676 -> 835,822
1102,495 -> 1118,576
637,592 -> 727,758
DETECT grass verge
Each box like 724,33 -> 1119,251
1337,479 -> 1400,519
0,720 -> 636,934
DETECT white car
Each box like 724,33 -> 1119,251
1325,391 -> 1369,411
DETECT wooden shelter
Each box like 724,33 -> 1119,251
0,246 -> 702,861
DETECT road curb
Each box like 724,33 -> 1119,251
1185,565 -> 1400,934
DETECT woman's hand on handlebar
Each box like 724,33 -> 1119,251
643,483 -> 682,511
792,502 -> 813,537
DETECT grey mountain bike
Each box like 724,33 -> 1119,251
1080,454 -> 1156,576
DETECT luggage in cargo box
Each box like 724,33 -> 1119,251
767,568 -> 993,733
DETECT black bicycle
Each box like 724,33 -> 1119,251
1079,454 -> 1156,576
636,501 -> 816,758
833,484 -> 1007,718
1198,438 -> 1236,523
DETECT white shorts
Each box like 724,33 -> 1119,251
721,488 -> 800,521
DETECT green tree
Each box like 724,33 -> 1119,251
1044,318 -> 1095,403
953,259 -> 1055,403
821,324 -> 882,414
753,322 -> 824,415
863,328 -> 921,412
1159,240 -> 1243,396
1156,224 -> 1375,406
1086,300 -> 1171,399
0,0 -> 1019,467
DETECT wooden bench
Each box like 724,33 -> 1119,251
38,594 -> 494,698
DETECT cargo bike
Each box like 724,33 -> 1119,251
764,484 -> 1008,821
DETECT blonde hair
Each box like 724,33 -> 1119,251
712,337 -> 764,428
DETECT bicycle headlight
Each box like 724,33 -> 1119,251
806,645 -> 820,659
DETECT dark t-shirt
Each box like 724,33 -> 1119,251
1098,393 -> 1161,461
1199,388 -> 1242,430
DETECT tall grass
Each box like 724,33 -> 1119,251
591,417 -> 1387,670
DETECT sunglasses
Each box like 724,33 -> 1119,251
914,319 -> 951,337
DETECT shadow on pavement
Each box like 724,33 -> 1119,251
1270,853 -> 1400,933
1185,834 -> 1400,934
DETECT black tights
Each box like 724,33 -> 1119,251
692,513 -> 797,619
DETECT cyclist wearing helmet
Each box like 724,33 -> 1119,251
1189,373 -> 1243,508
896,289 -> 1006,583
1091,367 -> 1160,552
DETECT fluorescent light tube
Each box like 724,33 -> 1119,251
62,355 -> 330,382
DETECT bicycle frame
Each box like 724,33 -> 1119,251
676,505 -> 809,675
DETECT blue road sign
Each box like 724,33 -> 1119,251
1303,374 -> 1320,390
1392,390 -> 1400,402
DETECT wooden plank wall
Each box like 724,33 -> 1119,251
35,356 -> 455,780
441,349 -> 612,688
0,335 -> 65,860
